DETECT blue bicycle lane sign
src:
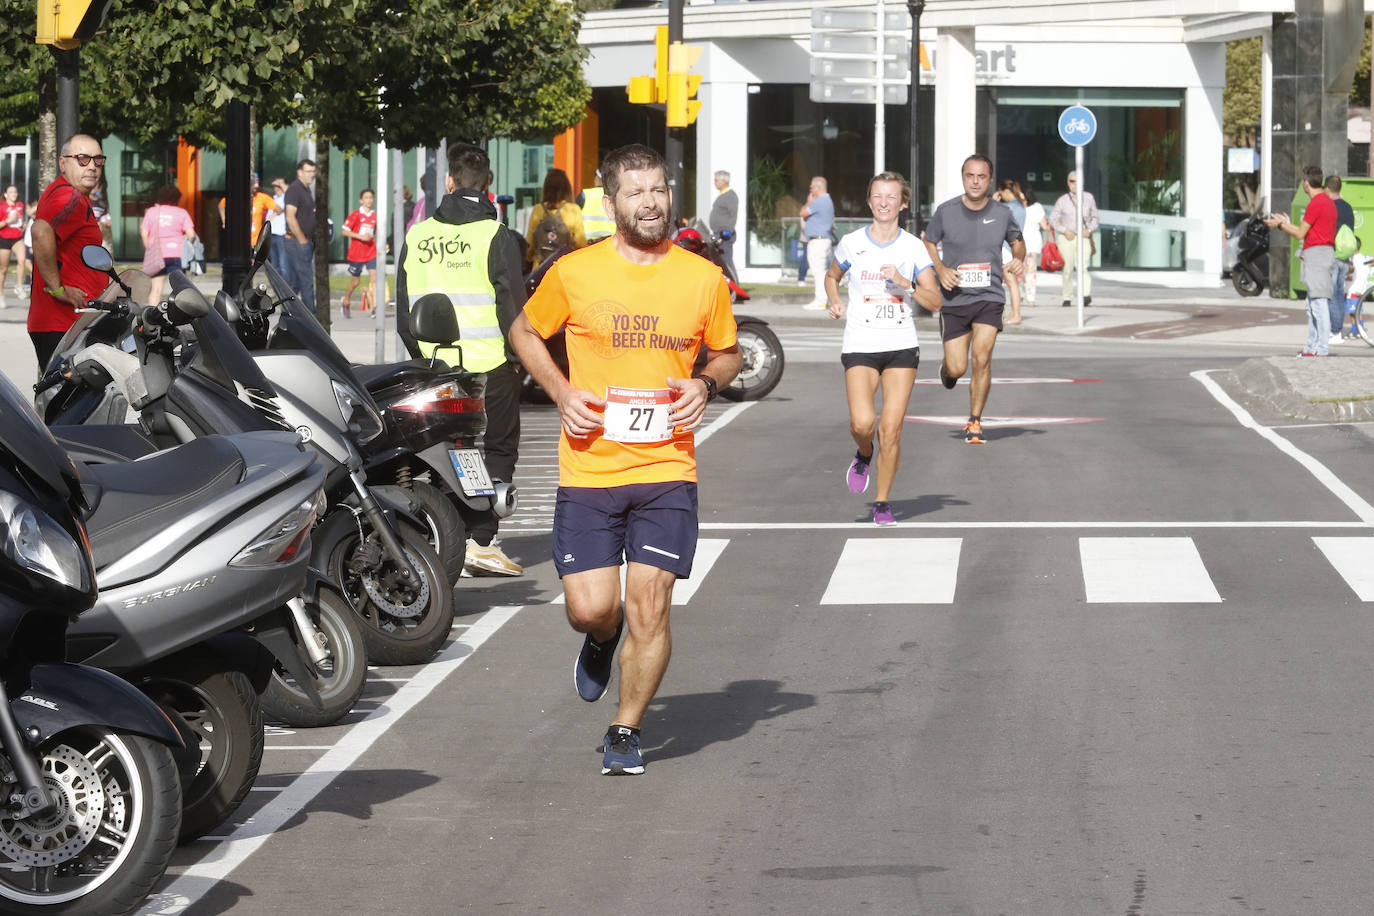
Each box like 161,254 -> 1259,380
1058,105 -> 1097,147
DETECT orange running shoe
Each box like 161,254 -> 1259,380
963,418 -> 985,444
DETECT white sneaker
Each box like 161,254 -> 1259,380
1329,334 -> 1343,346
463,538 -> 523,576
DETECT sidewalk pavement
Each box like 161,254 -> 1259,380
0,274 -> 1368,422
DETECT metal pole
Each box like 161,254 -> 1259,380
374,138 -> 388,363
1261,28 -> 1273,212
1075,145 -> 1085,329
222,100 -> 251,295
393,147 -> 406,361
907,0 -> 925,232
666,0 -> 685,225
53,48 -> 78,146
874,0 -> 885,177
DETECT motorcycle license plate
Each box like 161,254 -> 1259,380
449,448 -> 496,497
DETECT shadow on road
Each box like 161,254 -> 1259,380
641,679 -> 815,763
857,493 -> 969,522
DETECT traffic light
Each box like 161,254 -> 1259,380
626,26 -> 671,106
666,41 -> 703,128
36,0 -> 114,49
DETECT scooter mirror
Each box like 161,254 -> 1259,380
169,286 -> 211,321
213,290 -> 240,323
80,244 -> 114,274
411,293 -> 461,345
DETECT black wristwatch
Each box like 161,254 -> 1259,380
694,374 -> 718,402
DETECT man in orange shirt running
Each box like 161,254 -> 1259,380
512,143 -> 741,775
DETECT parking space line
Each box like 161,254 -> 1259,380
140,605 -> 523,915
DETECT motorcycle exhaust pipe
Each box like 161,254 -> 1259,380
492,482 -> 518,519
286,596 -> 332,667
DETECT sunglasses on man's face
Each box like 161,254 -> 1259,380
64,154 -> 107,167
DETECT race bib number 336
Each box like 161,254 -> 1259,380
604,386 -> 673,443
957,262 -> 992,288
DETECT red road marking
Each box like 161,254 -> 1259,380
904,415 -> 1106,426
913,377 -> 1104,386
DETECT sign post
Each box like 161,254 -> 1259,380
1057,105 -> 1097,329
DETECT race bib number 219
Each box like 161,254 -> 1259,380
603,386 -> 673,443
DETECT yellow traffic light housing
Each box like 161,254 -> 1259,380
36,0 -> 113,49
666,42 -> 703,128
654,26 -> 669,104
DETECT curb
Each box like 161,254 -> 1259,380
1231,357 -> 1374,422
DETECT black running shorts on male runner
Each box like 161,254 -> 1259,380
840,346 -> 919,373
939,301 -> 1004,342
553,482 -> 699,578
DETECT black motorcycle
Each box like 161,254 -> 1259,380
0,372 -> 184,915
1232,213 -> 1270,297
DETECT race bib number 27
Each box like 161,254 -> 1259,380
603,386 -> 673,443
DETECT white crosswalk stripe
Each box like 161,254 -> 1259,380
1079,537 -> 1222,603
821,538 -> 963,604
1312,537 -> 1374,600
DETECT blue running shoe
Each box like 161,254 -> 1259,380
846,449 -> 872,494
601,724 -> 645,775
574,622 -> 622,702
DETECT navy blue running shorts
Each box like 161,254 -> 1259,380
347,258 -> 377,276
553,482 -> 699,579
939,300 -> 1003,341
841,346 -> 919,373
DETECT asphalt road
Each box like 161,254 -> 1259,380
122,325 -> 1374,916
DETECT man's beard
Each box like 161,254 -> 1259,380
615,206 -> 670,249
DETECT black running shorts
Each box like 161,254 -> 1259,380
939,300 -> 1003,342
840,346 -> 919,373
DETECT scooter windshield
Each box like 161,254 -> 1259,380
254,260 -> 376,400
0,372 -> 83,502
167,272 -> 277,395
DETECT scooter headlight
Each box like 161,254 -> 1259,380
0,492 -> 91,591
230,489 -> 325,568
331,379 -> 384,444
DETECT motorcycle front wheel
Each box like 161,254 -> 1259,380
139,661 -> 264,844
722,321 -> 785,401
0,727 -> 181,916
315,511 -> 455,666
260,590 -> 369,728
1232,264 -> 1264,296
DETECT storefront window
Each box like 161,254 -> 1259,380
995,88 -> 1185,269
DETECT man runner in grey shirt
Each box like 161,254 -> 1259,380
922,154 -> 1024,444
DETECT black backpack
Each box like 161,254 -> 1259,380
534,206 -> 572,264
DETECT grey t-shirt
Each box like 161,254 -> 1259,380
923,197 -> 1023,309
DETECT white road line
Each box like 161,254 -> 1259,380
492,520 -> 1374,535
552,539 -> 730,605
139,605 -> 523,916
695,401 -> 756,445
1080,537 -> 1221,603
1193,369 -> 1374,523
1313,537 -> 1374,600
821,538 -> 962,604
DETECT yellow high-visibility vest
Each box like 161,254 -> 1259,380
402,217 -> 506,372
581,187 -> 615,241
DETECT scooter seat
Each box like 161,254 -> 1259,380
53,424 -> 160,465
79,436 -> 246,570
351,359 -> 453,389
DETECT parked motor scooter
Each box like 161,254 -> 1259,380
1232,212 -> 1270,297
0,371 -> 184,916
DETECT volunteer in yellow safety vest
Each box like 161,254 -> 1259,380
397,142 -> 528,577
580,170 -> 615,242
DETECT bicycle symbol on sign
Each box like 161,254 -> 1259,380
1064,118 -> 1091,135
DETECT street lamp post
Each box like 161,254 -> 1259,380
906,0 -> 925,234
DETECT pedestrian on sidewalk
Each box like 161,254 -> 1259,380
922,154 -> 1024,445
823,171 -> 941,526
801,176 -> 834,309
510,143 -> 741,775
283,159 -> 318,317
140,186 -> 197,307
29,135 -> 107,373
1019,185 -> 1048,307
1326,175 -> 1355,341
995,179 -> 1025,324
1265,166 -> 1336,357
1049,171 -> 1097,307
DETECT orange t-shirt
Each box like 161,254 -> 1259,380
250,191 -> 279,244
524,242 -> 737,487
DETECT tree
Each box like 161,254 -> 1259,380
1223,37 -> 1262,146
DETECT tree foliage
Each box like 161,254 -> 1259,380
0,0 -> 590,153
1223,37 -> 1262,145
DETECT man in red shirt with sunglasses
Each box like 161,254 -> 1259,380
29,134 -> 107,373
